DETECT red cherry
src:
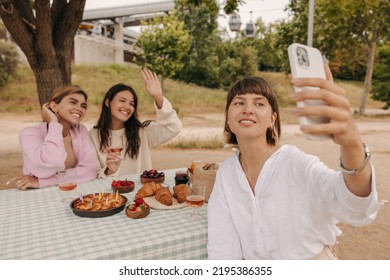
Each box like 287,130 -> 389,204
135,198 -> 144,205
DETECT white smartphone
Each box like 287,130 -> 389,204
288,43 -> 331,140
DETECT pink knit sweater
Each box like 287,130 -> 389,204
19,122 -> 97,188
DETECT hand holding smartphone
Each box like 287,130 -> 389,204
288,43 -> 331,140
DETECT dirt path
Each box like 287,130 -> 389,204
1,112 -> 389,259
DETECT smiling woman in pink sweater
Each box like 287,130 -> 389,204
16,85 -> 97,190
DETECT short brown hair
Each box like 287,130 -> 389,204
224,76 -> 281,145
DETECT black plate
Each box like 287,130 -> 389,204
70,193 -> 128,218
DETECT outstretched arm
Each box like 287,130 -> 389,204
291,64 -> 371,197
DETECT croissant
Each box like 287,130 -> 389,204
155,187 -> 173,206
135,182 -> 162,199
173,184 -> 192,203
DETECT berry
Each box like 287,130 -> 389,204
135,198 -> 144,205
141,169 -> 164,179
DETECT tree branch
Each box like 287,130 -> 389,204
0,1 -> 35,62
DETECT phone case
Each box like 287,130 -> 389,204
288,43 -> 331,140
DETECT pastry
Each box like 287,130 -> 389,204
155,187 -> 173,206
72,193 -> 126,212
173,184 -> 192,203
135,182 -> 162,199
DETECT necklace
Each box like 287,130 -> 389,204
240,145 -> 274,193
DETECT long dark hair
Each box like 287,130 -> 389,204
94,83 -> 151,159
224,76 -> 281,145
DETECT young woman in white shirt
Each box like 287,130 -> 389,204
207,64 -> 382,260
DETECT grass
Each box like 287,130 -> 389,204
0,64 -> 228,118
0,63 -> 387,150
166,139 -> 225,150
0,63 -> 386,123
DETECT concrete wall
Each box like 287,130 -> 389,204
12,27 -> 139,66
74,34 -> 116,65
74,33 -> 140,65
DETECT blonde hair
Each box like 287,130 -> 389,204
49,85 -> 88,104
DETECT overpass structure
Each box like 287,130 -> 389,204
74,0 -> 175,65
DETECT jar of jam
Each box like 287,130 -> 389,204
175,170 -> 189,185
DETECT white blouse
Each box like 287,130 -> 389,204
207,145 -> 382,259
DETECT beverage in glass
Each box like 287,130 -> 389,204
108,135 -> 124,158
186,184 -> 205,221
58,168 -> 77,191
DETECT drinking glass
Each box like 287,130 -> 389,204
108,134 -> 124,159
186,184 -> 205,221
58,168 -> 77,203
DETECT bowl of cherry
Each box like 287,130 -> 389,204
111,179 -> 135,193
140,169 -> 165,184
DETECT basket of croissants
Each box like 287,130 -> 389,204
135,182 -> 191,207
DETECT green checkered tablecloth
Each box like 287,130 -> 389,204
0,169 -> 208,260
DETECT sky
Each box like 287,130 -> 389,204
84,0 -> 291,36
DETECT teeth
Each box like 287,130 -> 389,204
240,120 -> 255,124
120,110 -> 129,115
71,113 -> 81,118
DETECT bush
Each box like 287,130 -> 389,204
372,45 -> 390,109
0,39 -> 19,87
218,44 -> 258,88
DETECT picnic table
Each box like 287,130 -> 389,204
0,168 -> 208,260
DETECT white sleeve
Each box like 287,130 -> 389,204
207,169 -> 243,259
144,97 -> 182,148
328,162 -> 382,226
299,151 -> 383,226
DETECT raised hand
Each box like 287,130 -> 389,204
140,68 -> 164,108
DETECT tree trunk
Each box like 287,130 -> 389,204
358,41 -> 377,116
31,64 -> 68,106
160,75 -> 165,92
0,0 -> 86,106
